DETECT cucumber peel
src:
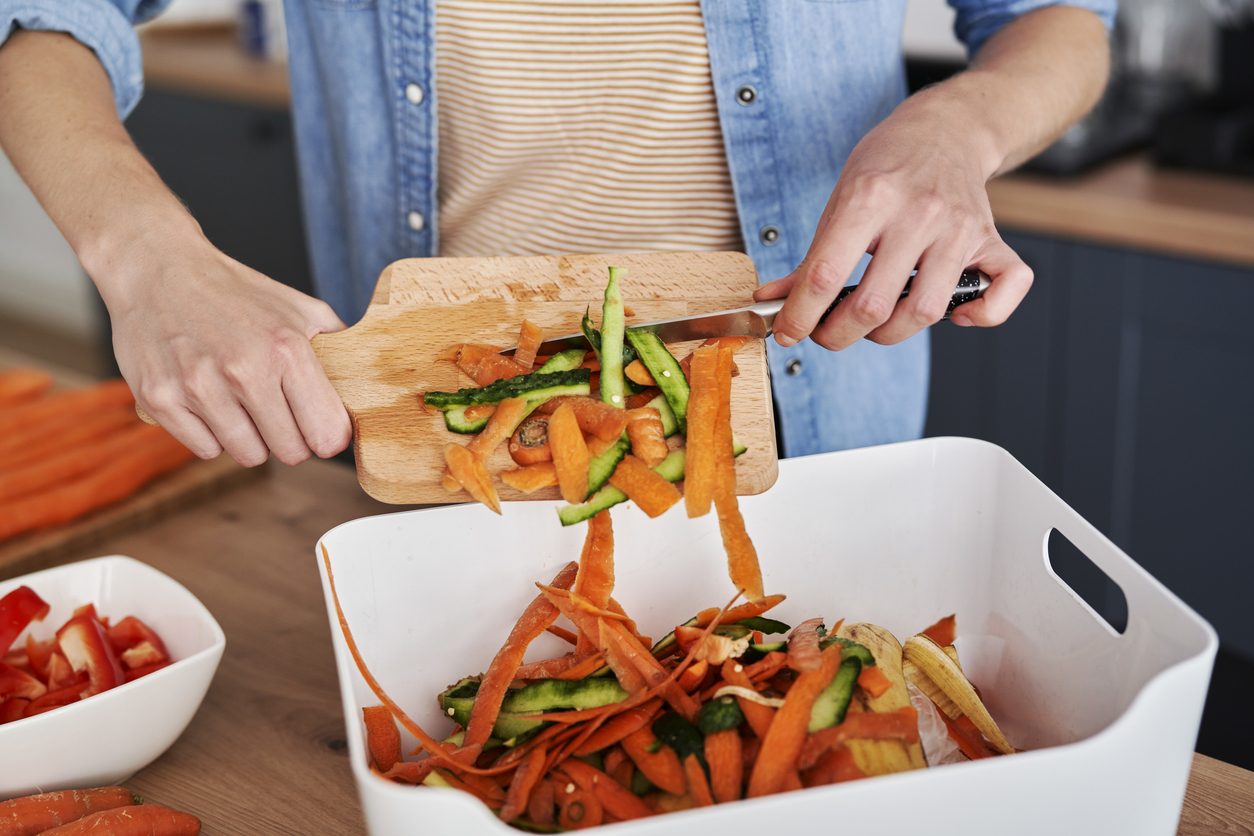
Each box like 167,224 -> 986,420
599,267 -> 627,408
558,449 -> 686,526
625,329 -> 688,431
424,369 -> 590,410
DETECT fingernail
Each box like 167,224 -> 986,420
951,314 -> 972,327
775,334 -> 798,347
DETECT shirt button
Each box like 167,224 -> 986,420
786,359 -> 803,376
736,85 -> 757,105
759,225 -> 780,245
407,211 -> 426,232
405,83 -> 425,105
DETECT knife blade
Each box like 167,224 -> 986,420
514,268 -> 989,356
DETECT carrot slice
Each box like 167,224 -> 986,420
624,359 -> 656,387
920,614 -> 957,647
509,415 -> 551,466
625,408 -> 668,467
857,664 -> 894,699
557,785 -> 603,829
746,643 -> 842,797
444,445 -> 501,513
514,320 -> 545,371
683,347 -> 719,517
560,759 -> 654,821
574,700 -> 661,755
527,779 -> 557,827
684,754 -> 715,807
465,563 -> 579,748
621,727 -> 687,795
548,402 -> 590,504
712,348 -> 764,601
0,368 -> 53,407
442,396 -> 529,492
500,746 -> 547,822
574,511 -> 615,610
608,455 -> 681,518
704,728 -> 743,803
501,463 -> 558,494
362,705 -> 401,772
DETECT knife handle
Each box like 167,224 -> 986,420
819,268 -> 989,324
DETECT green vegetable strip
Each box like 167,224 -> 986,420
599,267 -> 627,407
808,656 -> 862,732
557,449 -> 686,526
625,329 -> 688,432
536,349 -> 588,374
423,369 -> 590,410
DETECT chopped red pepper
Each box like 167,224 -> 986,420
107,615 -> 169,658
23,678 -> 87,717
0,697 -> 29,723
120,640 -> 166,670
25,635 -> 54,678
0,586 -> 50,656
57,615 -> 126,696
0,662 -> 47,700
44,652 -> 78,689
123,660 -> 172,683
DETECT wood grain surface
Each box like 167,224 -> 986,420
1,457 -> 1248,834
0,353 -> 259,578
313,251 -> 779,505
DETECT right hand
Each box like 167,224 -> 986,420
98,233 -> 352,467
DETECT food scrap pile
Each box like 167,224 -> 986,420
0,585 -> 174,724
0,371 -> 194,543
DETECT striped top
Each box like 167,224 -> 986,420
434,0 -> 742,257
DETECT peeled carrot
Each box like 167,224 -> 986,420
0,380 -> 133,443
624,408 -> 668,467
560,759 -> 653,821
363,705 -> 402,772
0,430 -> 193,542
35,804 -> 199,836
683,347 -> 719,517
442,397 -> 528,492
443,445 -> 501,513
712,348 -> 764,601
0,369 -> 52,408
500,746 -> 547,822
747,644 -> 842,798
857,664 -> 894,699
547,625 -> 578,645
3,408 -> 139,471
608,455 -> 681,518
500,463 -> 558,494
466,563 -> 579,748
683,754 -> 715,807
621,727 -> 686,795
920,614 -> 957,647
704,728 -> 743,803
513,320 -> 545,371
573,511 -> 614,610
623,359 -> 656,387
0,787 -> 138,836
0,423 -> 163,503
548,403 -> 590,504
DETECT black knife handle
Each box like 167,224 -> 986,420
818,268 -> 988,324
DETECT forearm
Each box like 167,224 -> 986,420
898,5 -> 1110,178
0,30 -> 200,302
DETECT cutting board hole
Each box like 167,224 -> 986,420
1046,529 -> 1129,634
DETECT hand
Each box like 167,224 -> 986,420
98,229 -> 352,466
754,91 -> 1033,349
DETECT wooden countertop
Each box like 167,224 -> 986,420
0,456 -> 1248,833
137,26 -> 1254,266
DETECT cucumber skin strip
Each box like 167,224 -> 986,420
599,267 -> 627,408
625,329 -> 688,432
558,449 -> 686,526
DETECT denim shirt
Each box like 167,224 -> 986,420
3,0 -> 1113,456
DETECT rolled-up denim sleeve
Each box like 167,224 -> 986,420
949,0 -> 1117,58
0,0 -> 172,119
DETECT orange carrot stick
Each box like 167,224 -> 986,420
704,729 -> 743,804
556,785 -> 603,830
573,511 -> 614,610
623,359 -> 656,387
0,369 -> 52,408
621,726 -> 687,795
797,706 -> 921,769
514,651 -> 601,681
920,614 -> 957,647
573,699 -> 661,756
0,430 -> 193,542
465,563 -> 579,748
555,653 -> 610,681
0,787 -> 138,836
560,758 -> 654,821
608,455 -> 681,518
683,347 -> 719,517
362,705 -> 402,772
499,746 -> 547,822
527,779 -> 557,828
548,402 -> 590,504
3,408 -> 139,471
0,380 -> 133,444
500,463 -> 558,494
693,594 -> 786,628
444,445 -> 501,513
547,625 -> 578,645
712,348 -> 764,601
747,644 -> 842,797
0,422 -> 162,503
513,320 -> 545,371
625,407 -> 668,467
857,664 -> 894,699
36,804 -> 199,835
441,396 -> 529,491
684,754 -> 715,807
720,662 -> 776,739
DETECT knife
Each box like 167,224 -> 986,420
515,268 -> 989,355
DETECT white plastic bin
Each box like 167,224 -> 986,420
317,437 -> 1217,835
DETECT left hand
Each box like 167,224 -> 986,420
754,95 -> 1034,349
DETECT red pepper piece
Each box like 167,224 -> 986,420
107,616 -> 169,658
26,635 -> 55,678
45,652 -> 78,689
0,697 -> 30,723
23,677 -> 87,717
123,661 -> 172,683
0,662 -> 47,699
0,586 -> 50,656
120,640 -> 166,670
57,615 -> 125,696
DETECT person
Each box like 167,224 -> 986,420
0,0 -> 1113,466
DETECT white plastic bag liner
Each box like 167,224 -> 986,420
318,438 -> 1217,836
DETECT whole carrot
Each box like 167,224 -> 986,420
0,369 -> 52,408
2,408 -> 139,471
0,786 -> 138,836
0,380 -> 133,442
37,804 -> 199,835
0,423 -> 161,503
0,430 -> 193,542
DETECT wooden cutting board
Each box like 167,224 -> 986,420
0,350 -> 260,579
312,251 -> 779,505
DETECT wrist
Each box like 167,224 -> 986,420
900,72 -> 1010,180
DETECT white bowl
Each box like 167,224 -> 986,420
0,556 -> 225,796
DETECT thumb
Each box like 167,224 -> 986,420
753,273 -> 798,302
302,297 -> 348,336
